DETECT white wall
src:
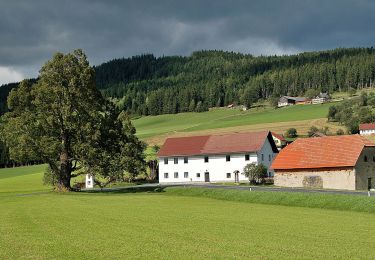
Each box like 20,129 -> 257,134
158,138 -> 277,183
257,139 -> 276,177
360,129 -> 375,135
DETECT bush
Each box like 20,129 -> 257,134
336,129 -> 345,135
242,163 -> 268,184
307,126 -> 319,137
285,128 -> 297,138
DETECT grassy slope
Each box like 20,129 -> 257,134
2,166 -> 375,258
133,103 -> 334,139
0,164 -> 50,194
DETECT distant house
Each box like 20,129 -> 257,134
271,132 -> 287,150
158,131 -> 279,183
278,96 -> 307,107
359,123 -> 375,135
271,135 -> 375,190
312,92 -> 331,104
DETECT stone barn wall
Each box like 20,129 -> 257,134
274,167 -> 356,190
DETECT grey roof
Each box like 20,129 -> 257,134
281,96 -> 306,102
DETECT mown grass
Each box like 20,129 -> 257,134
133,103 -> 333,139
164,187 -> 375,213
3,166 -> 375,258
0,164 -> 50,194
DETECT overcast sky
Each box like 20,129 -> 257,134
0,0 -> 374,85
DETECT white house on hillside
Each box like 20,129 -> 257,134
359,123 -> 375,135
158,131 -> 278,183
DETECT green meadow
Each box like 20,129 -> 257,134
2,165 -> 375,259
133,103 -> 333,139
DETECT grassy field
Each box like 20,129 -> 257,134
2,165 -> 375,259
133,102 -> 342,143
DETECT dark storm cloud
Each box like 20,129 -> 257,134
0,0 -> 375,84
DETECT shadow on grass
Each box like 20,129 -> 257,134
81,185 -> 167,194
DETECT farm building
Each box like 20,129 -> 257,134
158,131 -> 278,183
278,96 -> 307,107
311,92 -> 331,104
271,132 -> 287,150
359,123 -> 375,135
271,135 -> 375,190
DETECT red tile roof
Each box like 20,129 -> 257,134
271,135 -> 375,170
158,131 -> 277,156
359,123 -> 375,130
271,132 -> 286,141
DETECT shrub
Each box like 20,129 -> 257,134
336,129 -> 345,135
285,128 -> 297,138
242,163 -> 268,184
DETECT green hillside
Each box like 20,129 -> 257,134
133,102 -> 335,139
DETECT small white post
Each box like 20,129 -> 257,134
368,191 -> 371,197
85,174 -> 94,189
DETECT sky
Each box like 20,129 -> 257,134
0,0 -> 375,85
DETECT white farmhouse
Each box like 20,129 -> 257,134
158,131 -> 278,183
359,123 -> 375,135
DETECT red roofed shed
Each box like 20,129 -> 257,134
271,135 -> 375,190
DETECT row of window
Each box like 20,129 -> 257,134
163,171 -> 274,179
164,154 -> 254,164
164,172 -> 198,179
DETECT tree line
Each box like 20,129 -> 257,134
97,48 -> 375,115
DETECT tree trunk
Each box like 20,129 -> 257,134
57,133 -> 72,191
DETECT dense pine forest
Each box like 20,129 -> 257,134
96,48 -> 375,115
1,47 -> 375,167
2,47 -> 375,116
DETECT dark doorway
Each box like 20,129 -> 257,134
368,178 -> 372,191
235,172 -> 239,183
204,172 -> 210,182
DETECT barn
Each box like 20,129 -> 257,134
271,135 -> 375,190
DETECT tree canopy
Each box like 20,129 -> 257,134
0,50 -> 146,191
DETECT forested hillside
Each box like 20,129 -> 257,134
1,47 -> 375,116
96,48 -> 375,115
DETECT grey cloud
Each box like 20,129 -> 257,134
0,0 -> 375,83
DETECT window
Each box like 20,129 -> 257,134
174,157 -> 178,164
364,155 -> 368,162
269,154 -> 271,161
184,172 -> 189,178
164,172 -> 169,178
226,172 -> 231,178
245,154 -> 250,161
174,172 -> 178,178
204,156 -> 209,163
261,154 -> 264,161
226,155 -> 231,162
196,173 -> 201,178
164,158 -> 168,164
184,157 -> 188,164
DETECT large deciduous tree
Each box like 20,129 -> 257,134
1,50 -> 146,191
